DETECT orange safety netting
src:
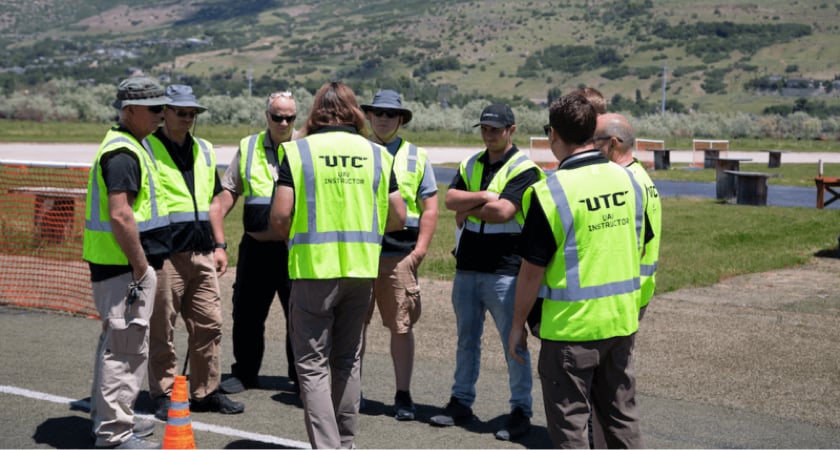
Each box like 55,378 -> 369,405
0,161 -> 96,318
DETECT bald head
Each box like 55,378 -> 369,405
595,113 -> 636,165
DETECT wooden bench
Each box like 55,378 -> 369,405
692,139 -> 729,169
815,176 -> 840,209
713,157 -> 751,202
634,138 -> 664,170
724,171 -> 778,206
9,186 -> 87,244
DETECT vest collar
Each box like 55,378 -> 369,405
558,149 -> 606,170
478,144 -> 520,167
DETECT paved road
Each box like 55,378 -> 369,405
3,142 -> 839,209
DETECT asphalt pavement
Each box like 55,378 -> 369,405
2,142 -> 840,447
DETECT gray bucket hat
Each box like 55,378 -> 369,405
165,84 -> 207,112
112,77 -> 171,109
361,89 -> 412,125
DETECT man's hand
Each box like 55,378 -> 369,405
214,248 -> 228,276
508,325 -> 528,364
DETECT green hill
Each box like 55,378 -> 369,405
2,0 -> 839,114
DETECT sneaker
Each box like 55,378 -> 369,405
152,396 -> 170,422
90,417 -> 155,444
95,434 -> 161,449
190,390 -> 245,415
494,406 -> 531,441
133,417 -> 155,437
429,396 -> 473,427
394,390 -> 416,421
219,376 -> 258,394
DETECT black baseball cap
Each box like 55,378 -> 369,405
474,103 -> 515,128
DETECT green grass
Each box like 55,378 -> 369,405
218,187 -> 839,296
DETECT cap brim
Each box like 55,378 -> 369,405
168,100 -> 207,112
473,120 -> 508,128
361,104 -> 412,125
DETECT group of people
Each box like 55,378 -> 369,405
83,75 -> 660,449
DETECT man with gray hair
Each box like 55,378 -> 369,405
594,112 -> 659,319
84,77 -> 172,449
214,90 -> 300,395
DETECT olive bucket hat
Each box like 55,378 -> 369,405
112,77 -> 172,109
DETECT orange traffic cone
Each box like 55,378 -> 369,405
162,375 -> 196,449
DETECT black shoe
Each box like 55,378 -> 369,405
190,390 -> 245,415
220,376 -> 258,394
153,396 -> 170,422
494,406 -> 531,441
429,396 -> 473,427
394,390 -> 416,421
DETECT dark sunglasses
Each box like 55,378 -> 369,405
543,124 -> 551,136
372,109 -> 400,119
170,108 -> 200,118
147,105 -> 165,114
269,113 -> 297,123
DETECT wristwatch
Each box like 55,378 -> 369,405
214,242 -> 227,250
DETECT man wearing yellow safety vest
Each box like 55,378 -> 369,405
432,104 -> 544,441
595,112 -> 661,319
145,85 -> 244,421
214,91 -> 299,395
360,89 -> 439,422
509,93 -> 648,448
270,81 -> 406,449
84,77 -> 172,449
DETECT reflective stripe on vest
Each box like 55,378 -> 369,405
289,139 -> 383,246
394,142 -> 425,228
145,135 -> 215,225
85,136 -> 167,232
243,133 -> 277,206
537,173 -> 644,302
462,150 -> 542,234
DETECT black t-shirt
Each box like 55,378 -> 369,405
449,146 -> 542,275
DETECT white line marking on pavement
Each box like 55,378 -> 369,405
0,384 -> 311,448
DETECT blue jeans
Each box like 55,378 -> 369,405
450,270 -> 533,416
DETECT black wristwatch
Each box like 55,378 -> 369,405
214,242 -> 227,250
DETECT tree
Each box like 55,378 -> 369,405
547,86 -> 562,106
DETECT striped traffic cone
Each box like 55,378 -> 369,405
162,375 -> 196,449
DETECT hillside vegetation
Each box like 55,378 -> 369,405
2,0 -> 840,116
